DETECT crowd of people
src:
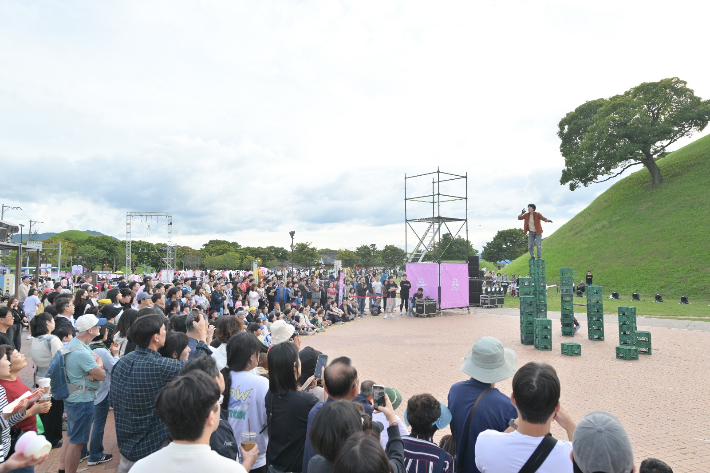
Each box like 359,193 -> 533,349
0,269 -> 674,473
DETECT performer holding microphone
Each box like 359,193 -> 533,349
518,204 -> 552,260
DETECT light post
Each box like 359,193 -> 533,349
370,244 -> 376,270
289,231 -> 295,278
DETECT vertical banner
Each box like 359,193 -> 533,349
405,263 -> 439,301
440,263 -> 469,309
252,261 -> 259,283
338,271 -> 345,307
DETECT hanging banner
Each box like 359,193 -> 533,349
252,261 -> 259,283
338,271 -> 345,307
440,263 -> 469,309
405,263 -> 439,301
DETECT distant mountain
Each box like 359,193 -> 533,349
10,230 -> 109,242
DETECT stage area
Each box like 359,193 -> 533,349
300,308 -> 709,473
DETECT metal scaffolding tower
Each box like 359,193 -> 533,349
126,212 -> 175,274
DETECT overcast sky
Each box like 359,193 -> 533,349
1,0 -> 708,253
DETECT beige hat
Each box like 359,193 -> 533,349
460,336 -> 517,384
270,319 -> 295,345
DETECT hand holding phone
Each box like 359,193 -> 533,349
315,354 -> 328,379
373,384 -> 386,409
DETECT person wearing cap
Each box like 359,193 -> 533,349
62,314 -> 108,473
402,393 -> 454,473
372,387 -> 408,451
136,292 -> 153,311
475,362 -> 576,473
447,337 -> 518,473
572,411 -> 635,473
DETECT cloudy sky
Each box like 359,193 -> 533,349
1,0 -> 708,253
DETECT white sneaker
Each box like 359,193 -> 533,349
26,335 -> 32,340
399,311 -> 402,315
383,314 -> 388,319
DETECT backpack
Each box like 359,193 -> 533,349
45,344 -> 89,400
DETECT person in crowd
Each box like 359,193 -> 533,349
303,357 -> 368,473
151,293 -> 166,315
110,314 -> 184,473
331,393 -> 405,473
184,310 -> 213,359
585,270 -> 593,286
384,276 -> 398,316
266,342 -> 318,473
221,332 -> 269,472
22,288 -> 42,338
211,316 -> 244,369
73,289 -> 90,319
307,401 -> 371,473
370,387 -> 407,450
475,362 -> 575,472
112,309 -> 139,357
640,458 -> 672,473
53,294 -> 78,338
159,332 -> 191,360
448,336 -> 518,473
0,308 -> 15,349
135,292 -> 153,312
402,393 -> 453,473
518,204 -> 552,260
572,411 -> 634,473
355,279 -> 368,316
410,287 -> 424,316
398,274 -> 411,315
82,324 -> 120,466
16,276 -> 31,311
129,371 -> 255,473
29,312 -> 65,448
6,298 -> 27,350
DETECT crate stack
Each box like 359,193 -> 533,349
586,285 -> 604,341
560,268 -> 575,337
518,277 -> 535,345
616,306 -> 653,359
534,318 -> 552,351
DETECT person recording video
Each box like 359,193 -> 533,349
517,204 -> 552,260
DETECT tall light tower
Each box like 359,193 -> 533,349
289,231 -> 295,277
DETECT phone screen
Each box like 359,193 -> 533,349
315,354 -> 328,378
373,385 -> 386,408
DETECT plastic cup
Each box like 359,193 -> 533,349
24,434 -> 52,459
240,431 -> 257,451
37,378 -> 51,393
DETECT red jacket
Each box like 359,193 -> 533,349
518,211 -> 550,234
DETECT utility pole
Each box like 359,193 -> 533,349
29,220 -> 43,241
1,205 -> 22,221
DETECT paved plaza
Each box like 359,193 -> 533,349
19,308 -> 710,473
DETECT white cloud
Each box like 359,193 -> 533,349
1,0 -> 708,254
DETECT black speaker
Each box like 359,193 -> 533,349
479,270 -> 485,278
468,255 -> 479,277
415,300 -> 437,317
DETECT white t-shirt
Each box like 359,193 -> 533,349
248,291 -> 260,308
227,371 -> 269,468
130,443 -> 245,473
372,412 -> 409,450
475,430 -> 573,473
23,295 -> 41,316
372,281 -> 382,294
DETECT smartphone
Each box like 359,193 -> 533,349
373,384 -> 386,409
315,354 -> 328,378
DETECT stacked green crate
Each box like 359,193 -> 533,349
561,342 -> 581,356
518,277 -> 535,345
618,306 -> 637,346
635,331 -> 652,355
529,260 -> 547,318
534,318 -> 552,351
586,285 -> 604,340
560,268 -> 575,337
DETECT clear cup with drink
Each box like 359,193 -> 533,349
240,431 -> 257,452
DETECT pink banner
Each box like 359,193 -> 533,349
338,271 -> 345,307
440,263 -> 469,309
405,263 -> 439,301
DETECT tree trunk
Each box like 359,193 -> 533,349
642,156 -> 663,187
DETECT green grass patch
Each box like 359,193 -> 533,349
503,134 -> 710,300
51,230 -> 94,240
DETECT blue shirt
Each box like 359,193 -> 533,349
110,347 -> 184,462
447,378 -> 517,473
64,337 -> 100,403
186,337 -> 213,360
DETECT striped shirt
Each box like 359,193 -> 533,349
403,435 -> 453,473
0,385 -> 25,462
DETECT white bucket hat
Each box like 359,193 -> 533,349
270,319 -> 295,345
460,337 -> 517,384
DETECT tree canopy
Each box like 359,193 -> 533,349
481,228 -> 527,263
558,77 -> 710,189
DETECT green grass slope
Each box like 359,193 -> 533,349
50,230 -> 95,240
504,134 -> 710,301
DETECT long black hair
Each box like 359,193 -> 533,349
267,342 -> 299,395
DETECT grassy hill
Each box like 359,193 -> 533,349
50,230 -> 96,240
504,134 -> 710,301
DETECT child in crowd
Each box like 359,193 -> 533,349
55,327 -> 73,345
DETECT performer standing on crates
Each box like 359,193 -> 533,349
518,204 -> 552,260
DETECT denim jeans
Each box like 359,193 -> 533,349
89,396 -> 110,461
528,231 -> 542,258
357,298 -> 366,314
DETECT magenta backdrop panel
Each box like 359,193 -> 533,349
405,263 -> 439,301
440,263 -> 469,309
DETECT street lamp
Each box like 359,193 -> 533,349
370,244 -> 376,270
289,231 -> 295,277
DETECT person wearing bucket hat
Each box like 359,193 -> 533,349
572,411 -> 635,473
447,337 -> 518,473
475,362 -> 576,473
402,393 -> 454,473
270,319 -> 296,346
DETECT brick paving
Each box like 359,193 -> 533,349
17,308 -> 710,473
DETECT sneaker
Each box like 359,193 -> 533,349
383,314 -> 388,319
399,311 -> 402,315
26,335 -> 32,340
62,420 -> 68,431
80,453 -> 89,463
88,454 -> 114,466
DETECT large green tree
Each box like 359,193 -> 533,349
292,242 -> 319,268
336,249 -> 358,268
558,77 -> 710,189
74,244 -> 107,271
380,245 -> 407,269
355,244 -> 377,268
427,232 -> 478,261
481,229 -> 527,263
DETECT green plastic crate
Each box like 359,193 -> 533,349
587,295 -> 603,304
560,287 -> 574,295
561,301 -> 574,312
518,277 -> 533,287
521,334 -> 534,345
520,296 -> 536,308
536,294 -> 548,305
534,341 -> 552,351
519,286 -> 534,297
588,328 -> 605,341
534,318 -> 552,329
561,316 -> 575,325
587,306 -> 604,316
587,285 -> 603,296
561,321 -> 575,328
560,277 -> 574,286
561,327 -> 575,337
619,333 -> 636,346
560,268 -> 573,278
618,314 -> 637,326
520,320 -> 535,328
635,331 -> 651,344
587,314 -> 603,322
529,259 -> 546,268
535,305 -> 548,315
636,342 -> 652,355
520,309 -> 536,318
618,306 -> 636,317
616,346 -> 639,360
561,294 -> 574,303
561,342 -> 581,356
618,327 -> 635,336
